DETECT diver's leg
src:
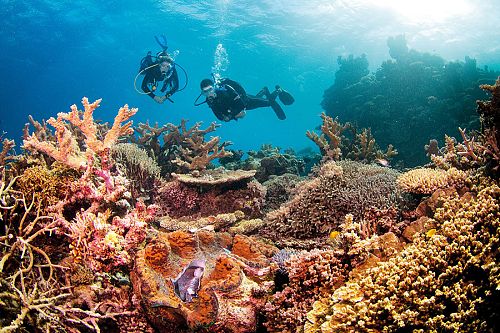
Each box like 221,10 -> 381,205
245,95 -> 286,120
245,95 -> 270,110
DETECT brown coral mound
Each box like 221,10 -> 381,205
305,183 -> 500,333
262,160 -> 401,241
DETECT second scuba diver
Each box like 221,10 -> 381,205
195,78 -> 294,122
135,35 -> 186,104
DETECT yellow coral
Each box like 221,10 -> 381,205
397,167 -> 468,194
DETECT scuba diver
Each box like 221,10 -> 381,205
194,78 -> 294,122
134,35 -> 188,104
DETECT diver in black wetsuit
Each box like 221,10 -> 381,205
141,54 -> 179,104
195,78 -> 294,122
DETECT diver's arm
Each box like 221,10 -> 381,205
141,74 -> 156,99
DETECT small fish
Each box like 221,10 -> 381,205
329,231 -> 340,239
375,158 -> 390,167
171,259 -> 206,302
426,229 -> 437,237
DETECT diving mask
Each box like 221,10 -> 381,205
202,85 -> 216,98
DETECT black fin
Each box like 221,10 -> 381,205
278,89 -> 295,105
270,100 -> 286,120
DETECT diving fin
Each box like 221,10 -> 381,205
275,85 -> 295,105
270,100 -> 286,120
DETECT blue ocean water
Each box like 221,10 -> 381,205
1,0 -> 499,155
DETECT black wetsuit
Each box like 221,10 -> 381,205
206,79 -> 278,122
141,65 -> 179,99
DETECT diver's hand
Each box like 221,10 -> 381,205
154,96 -> 165,104
234,111 -> 246,120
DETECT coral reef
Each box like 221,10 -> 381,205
305,183 -> 500,332
321,35 -> 500,166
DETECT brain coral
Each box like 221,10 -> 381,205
262,160 -> 401,241
305,183 -> 500,333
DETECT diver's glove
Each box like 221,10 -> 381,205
154,96 -> 165,104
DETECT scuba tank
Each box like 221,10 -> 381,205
139,51 -> 154,74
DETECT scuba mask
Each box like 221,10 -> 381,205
202,85 -> 216,99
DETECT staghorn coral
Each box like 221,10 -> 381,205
156,119 -> 232,174
307,113 -> 397,163
23,97 -> 137,170
305,182 -> 500,333
306,113 -> 349,160
261,160 -> 401,243
397,167 -> 468,194
131,121 -> 170,158
0,137 -> 16,169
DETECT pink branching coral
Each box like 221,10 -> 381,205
0,137 -> 16,169
23,97 -> 137,170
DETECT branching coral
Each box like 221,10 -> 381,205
0,138 -> 16,169
305,183 -> 500,333
306,113 -> 349,160
155,119 -> 232,175
23,97 -> 137,170
307,113 -> 397,163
